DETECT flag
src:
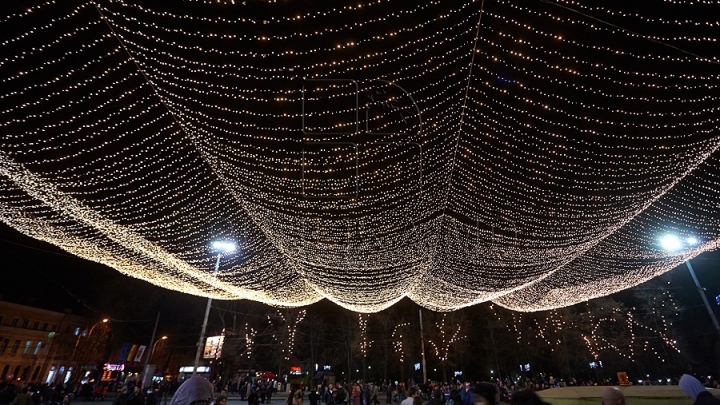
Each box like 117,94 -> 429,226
133,345 -> 147,362
127,344 -> 138,362
119,343 -> 130,362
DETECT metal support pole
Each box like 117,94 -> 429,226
419,310 -> 427,383
685,260 -> 720,333
193,254 -> 221,376
142,311 -> 160,389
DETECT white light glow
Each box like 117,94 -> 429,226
211,241 -> 237,253
660,235 -> 682,252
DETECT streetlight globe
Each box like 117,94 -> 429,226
161,336 -> 168,340
659,234 -> 682,251
102,318 -> 109,323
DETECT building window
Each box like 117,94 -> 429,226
22,341 -> 32,354
51,324 -> 57,332
42,323 -> 48,331
33,342 -> 42,355
0,339 -> 8,353
46,366 -> 56,385
21,319 -> 29,328
11,318 -> 19,327
32,322 -> 39,330
10,340 -> 20,354
0,315 -> 4,325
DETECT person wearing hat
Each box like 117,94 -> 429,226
679,375 -> 720,405
169,377 -> 214,405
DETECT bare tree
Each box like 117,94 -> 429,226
426,312 -> 469,383
305,315 -> 326,380
268,309 -> 307,376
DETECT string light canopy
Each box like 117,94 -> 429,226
1,0 -> 719,313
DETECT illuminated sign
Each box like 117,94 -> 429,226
203,335 -> 224,359
179,366 -> 211,373
104,363 -> 125,371
414,363 -> 420,371
289,367 -> 302,375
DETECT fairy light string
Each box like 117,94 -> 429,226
0,0 -> 719,312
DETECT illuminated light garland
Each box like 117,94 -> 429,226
1,0 -> 719,312
358,313 -> 371,357
427,314 -> 467,362
271,310 -> 306,361
244,323 -> 256,360
392,322 -> 410,363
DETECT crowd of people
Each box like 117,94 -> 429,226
0,373 -> 718,405
0,378 -> 180,405
275,374 -> 720,405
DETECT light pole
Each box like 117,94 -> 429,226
660,235 -> 720,333
141,311 -> 161,390
192,241 -> 236,377
69,318 -> 109,382
141,335 -> 167,388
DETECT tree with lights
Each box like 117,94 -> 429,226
426,312 -> 469,383
268,309 -> 307,377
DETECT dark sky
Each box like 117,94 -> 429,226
0,219 -> 212,348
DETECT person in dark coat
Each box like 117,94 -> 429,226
428,389 -> 445,405
449,389 -> 462,405
113,388 -> 129,405
472,384 -> 496,405
309,387 -> 321,405
127,387 -> 144,405
680,375 -> 720,405
0,386 -> 16,405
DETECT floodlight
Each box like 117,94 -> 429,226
659,235 -> 682,251
211,241 -> 236,252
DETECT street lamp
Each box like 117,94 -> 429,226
90,319 -> 110,335
192,240 -> 236,376
68,318 -> 109,384
141,335 -> 167,388
70,319 -> 109,368
151,336 -> 168,360
660,234 -> 720,333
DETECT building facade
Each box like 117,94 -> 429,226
0,300 -> 92,385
